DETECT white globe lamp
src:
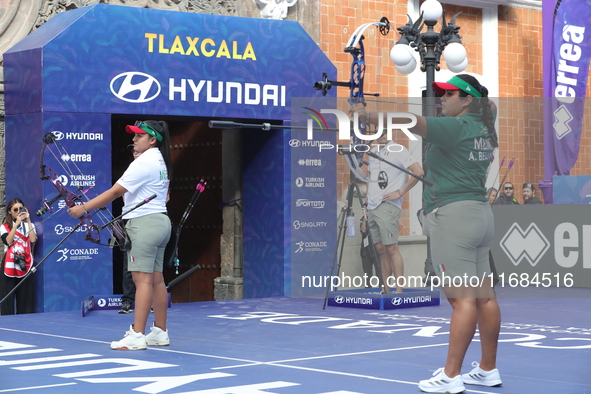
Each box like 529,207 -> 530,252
396,56 -> 418,74
447,57 -> 468,73
390,44 -> 414,67
420,0 -> 443,22
444,42 -> 467,66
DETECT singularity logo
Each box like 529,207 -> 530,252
303,107 -> 328,131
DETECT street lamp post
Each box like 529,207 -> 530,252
389,0 -> 468,236
390,0 -> 467,117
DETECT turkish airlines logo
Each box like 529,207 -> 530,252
553,105 -> 574,140
110,72 -> 161,103
500,223 -> 550,267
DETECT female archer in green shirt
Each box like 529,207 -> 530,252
353,74 -> 502,394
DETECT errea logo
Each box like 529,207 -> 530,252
61,153 -> 92,163
554,105 -> 574,140
110,72 -> 161,103
500,223 -> 550,267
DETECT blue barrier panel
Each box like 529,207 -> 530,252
553,175 -> 591,204
328,288 -> 441,310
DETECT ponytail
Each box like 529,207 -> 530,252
455,74 -> 498,148
480,95 -> 498,148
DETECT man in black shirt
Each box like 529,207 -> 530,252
522,183 -> 543,204
494,182 -> 520,205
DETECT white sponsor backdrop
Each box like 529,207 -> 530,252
491,205 -> 591,289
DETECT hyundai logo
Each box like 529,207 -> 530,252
334,295 -> 345,304
52,131 -> 65,141
289,139 -> 301,148
391,297 -> 403,306
110,71 -> 161,103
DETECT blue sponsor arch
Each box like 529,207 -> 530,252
4,4 -> 336,311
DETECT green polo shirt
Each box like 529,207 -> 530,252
423,113 -> 494,213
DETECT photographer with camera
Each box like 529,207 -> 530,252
0,198 -> 37,315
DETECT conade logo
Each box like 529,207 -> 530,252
110,72 -> 161,103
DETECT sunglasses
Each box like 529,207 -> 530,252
504,187 -> 513,190
134,121 -> 163,142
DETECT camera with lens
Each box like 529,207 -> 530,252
19,207 -> 26,213
14,254 -> 26,271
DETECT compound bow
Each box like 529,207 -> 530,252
39,132 -> 119,247
315,17 -> 391,182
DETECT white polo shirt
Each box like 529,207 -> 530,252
117,148 -> 169,219
367,141 -> 416,210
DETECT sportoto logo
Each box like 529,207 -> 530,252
334,295 -> 345,304
500,222 -> 550,267
110,71 -> 161,103
391,297 -> 403,306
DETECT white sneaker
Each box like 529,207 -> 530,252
419,368 -> 465,393
462,362 -> 502,387
145,325 -> 170,346
110,325 -> 147,350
